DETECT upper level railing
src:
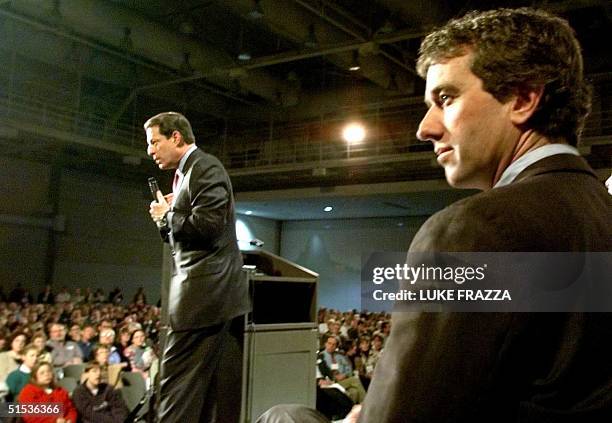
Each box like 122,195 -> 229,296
1,88 -> 610,172
0,92 -> 139,149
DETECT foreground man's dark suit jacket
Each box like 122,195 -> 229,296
361,154 -> 612,423
161,148 -> 250,331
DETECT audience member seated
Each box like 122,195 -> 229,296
92,345 -> 125,388
123,329 -> 157,384
18,362 -> 78,423
315,371 -> 354,420
347,315 -> 360,341
67,324 -> 81,343
318,336 -> 366,404
72,362 -> 129,423
72,288 -> 85,305
6,344 -> 39,400
47,323 -> 83,368
31,333 -> 52,364
95,329 -> 130,370
92,289 -> 106,303
37,285 -> 55,305
366,334 -> 384,376
354,336 -> 372,390
0,332 -> 27,398
342,340 -> 358,372
54,287 -> 72,304
77,324 -> 96,361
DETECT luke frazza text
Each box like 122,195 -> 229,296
373,289 -> 511,302
372,263 -> 487,285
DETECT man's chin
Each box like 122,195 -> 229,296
445,171 -> 487,191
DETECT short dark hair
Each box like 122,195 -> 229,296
372,334 -> 384,343
9,331 -> 27,346
144,112 -> 196,145
84,361 -> 101,373
416,8 -> 591,146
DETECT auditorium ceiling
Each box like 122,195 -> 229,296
0,0 -> 610,218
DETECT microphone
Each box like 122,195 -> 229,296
250,238 -> 264,247
148,177 -> 160,200
148,177 -> 166,228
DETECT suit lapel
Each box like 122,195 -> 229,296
172,148 -> 203,208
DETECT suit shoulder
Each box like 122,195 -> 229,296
190,149 -> 224,167
411,174 -> 611,252
410,192 -> 500,252
410,182 -> 551,252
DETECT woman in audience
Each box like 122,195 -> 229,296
354,335 -> 372,390
117,326 -> 131,359
366,333 -> 384,378
124,329 -> 156,382
0,332 -> 27,387
343,339 -> 358,371
0,330 -> 8,352
6,344 -> 39,400
18,361 -> 78,423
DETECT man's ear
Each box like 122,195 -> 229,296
510,85 -> 544,125
171,130 -> 182,145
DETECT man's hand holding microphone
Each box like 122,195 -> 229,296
148,177 -> 173,227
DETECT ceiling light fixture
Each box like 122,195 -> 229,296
180,52 -> 195,74
324,206 -> 333,212
179,20 -> 195,35
247,0 -> 264,19
237,25 -> 252,61
377,18 -> 395,35
238,52 -> 252,61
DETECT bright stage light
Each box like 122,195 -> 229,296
342,123 -> 365,144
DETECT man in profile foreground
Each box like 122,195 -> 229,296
258,7 -> 612,423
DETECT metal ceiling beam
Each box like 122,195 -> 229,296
0,5 -> 260,119
222,0 -> 416,94
292,0 -> 418,76
5,0 -> 293,104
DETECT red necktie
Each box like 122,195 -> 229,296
172,170 -> 180,192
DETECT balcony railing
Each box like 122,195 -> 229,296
1,90 -> 610,172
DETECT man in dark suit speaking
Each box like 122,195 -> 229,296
258,8 -> 612,423
146,112 -> 250,423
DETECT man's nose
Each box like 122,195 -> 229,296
146,145 -> 154,156
416,107 -> 443,142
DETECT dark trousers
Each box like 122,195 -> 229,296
158,315 -> 244,423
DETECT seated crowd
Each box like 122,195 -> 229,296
0,284 -> 159,423
1,284 -> 390,422
315,308 -> 390,420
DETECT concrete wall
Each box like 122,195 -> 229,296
54,168 -> 162,303
0,157 -> 52,292
0,156 -> 163,303
280,216 -> 427,311
2,154 -> 432,311
236,214 -> 281,255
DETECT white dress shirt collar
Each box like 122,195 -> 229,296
494,143 -> 579,188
